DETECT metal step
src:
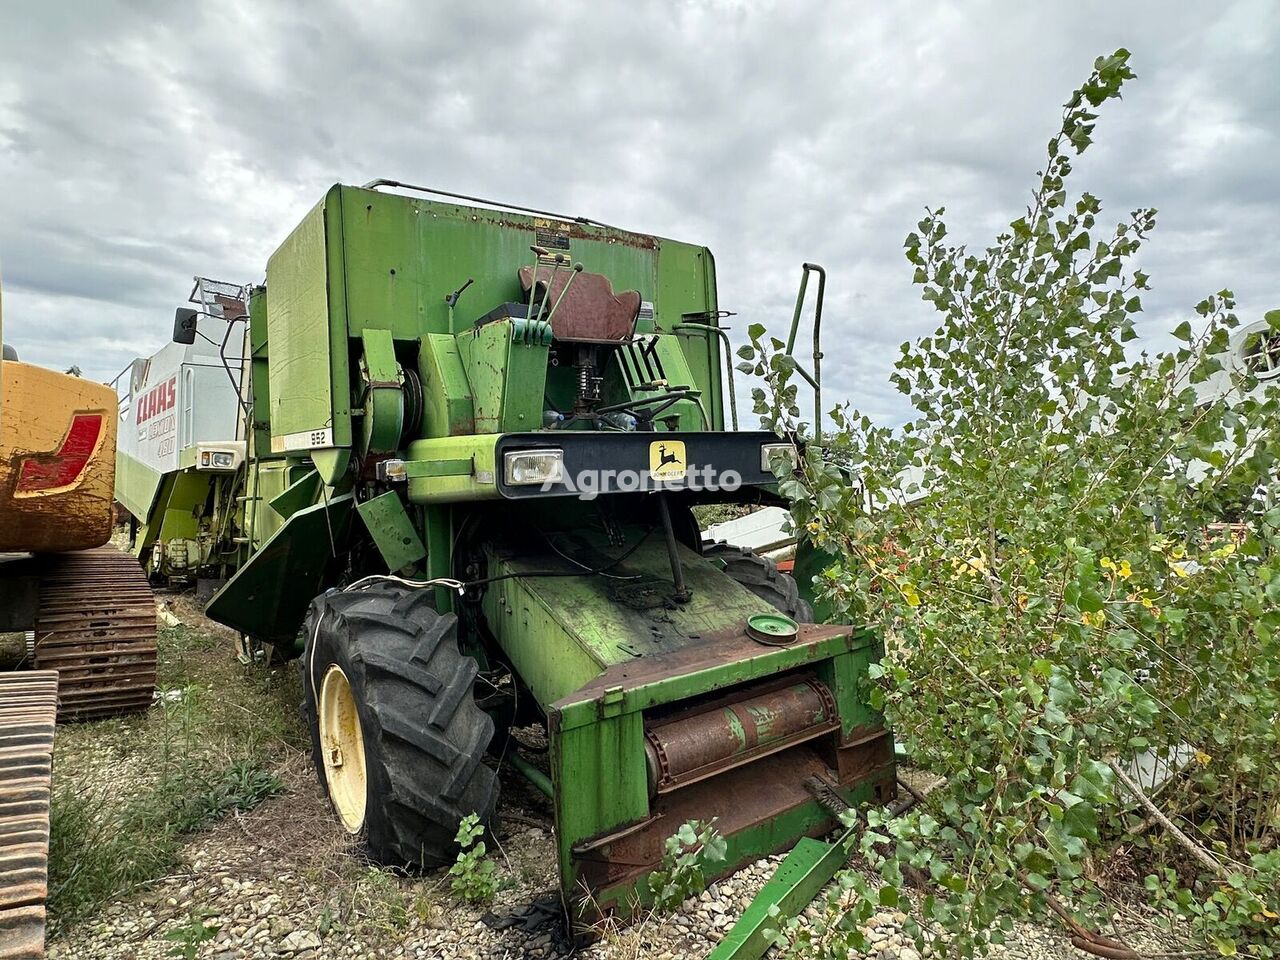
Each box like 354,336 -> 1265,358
0,670 -> 58,960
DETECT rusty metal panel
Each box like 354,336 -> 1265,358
571,746 -> 840,897
834,723 -> 896,787
0,670 -> 58,960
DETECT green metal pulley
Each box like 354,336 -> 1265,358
746,612 -> 799,645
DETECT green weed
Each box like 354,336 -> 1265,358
162,907 -> 220,959
448,813 -> 502,904
646,819 -> 727,913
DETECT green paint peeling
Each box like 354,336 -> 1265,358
746,703 -> 778,739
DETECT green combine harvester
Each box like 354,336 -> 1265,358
123,181 -> 895,930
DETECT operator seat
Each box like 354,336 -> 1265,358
518,265 -> 641,344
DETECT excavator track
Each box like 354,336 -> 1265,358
34,546 -> 157,721
0,671 -> 57,960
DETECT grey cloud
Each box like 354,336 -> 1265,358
0,1 -> 1276,428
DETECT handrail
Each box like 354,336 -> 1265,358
671,322 -> 739,431
362,179 -> 624,232
108,361 -> 133,393
785,263 -> 825,440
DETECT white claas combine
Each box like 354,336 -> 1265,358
113,278 -> 248,586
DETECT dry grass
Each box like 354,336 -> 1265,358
46,613 -> 307,932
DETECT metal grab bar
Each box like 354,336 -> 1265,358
671,322 -> 739,431
785,263 -> 825,440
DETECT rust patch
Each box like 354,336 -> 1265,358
833,724 -> 897,792
518,266 -> 640,344
554,623 -> 856,711
572,746 -> 837,901
33,546 -> 157,721
643,678 -> 839,794
212,293 -> 247,321
0,670 -> 57,960
566,222 -> 658,250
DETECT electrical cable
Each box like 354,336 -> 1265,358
305,607 -> 325,704
463,527 -> 654,588
306,574 -> 469,703
305,532 -> 654,695
344,573 -> 468,594
538,529 -> 642,581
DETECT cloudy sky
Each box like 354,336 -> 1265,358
1,1 -> 1276,425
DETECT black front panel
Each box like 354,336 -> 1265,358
495,430 -> 783,499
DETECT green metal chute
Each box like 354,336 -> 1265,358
205,492 -> 354,644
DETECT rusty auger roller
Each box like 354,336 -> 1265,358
33,545 -> 157,721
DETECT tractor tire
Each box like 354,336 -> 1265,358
702,541 -> 814,622
301,584 -> 498,870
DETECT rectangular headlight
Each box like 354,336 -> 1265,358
504,449 -> 564,486
195,443 -> 244,472
760,442 -> 797,474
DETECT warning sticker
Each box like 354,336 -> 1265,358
534,219 -> 571,253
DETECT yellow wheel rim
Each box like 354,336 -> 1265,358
318,665 -> 367,834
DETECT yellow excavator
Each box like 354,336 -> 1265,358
0,270 -> 157,959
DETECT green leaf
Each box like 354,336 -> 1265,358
1025,872 -> 1051,891
1078,588 -> 1104,613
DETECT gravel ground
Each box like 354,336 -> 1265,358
43,605 -> 1192,960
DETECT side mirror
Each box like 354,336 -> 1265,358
173,307 -> 199,344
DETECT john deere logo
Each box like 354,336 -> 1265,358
649,440 -> 687,481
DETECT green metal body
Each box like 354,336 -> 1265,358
793,540 -> 839,625
258,185 -> 722,460
355,491 -> 426,573
176,183 -> 891,919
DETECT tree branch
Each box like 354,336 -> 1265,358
1107,759 -> 1231,880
